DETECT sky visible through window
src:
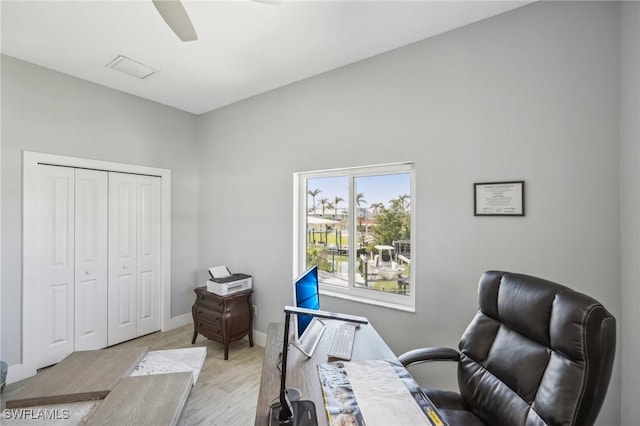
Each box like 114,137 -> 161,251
308,173 -> 410,210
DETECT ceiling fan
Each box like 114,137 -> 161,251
152,0 -> 198,42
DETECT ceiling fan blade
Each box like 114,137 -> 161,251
152,0 -> 198,42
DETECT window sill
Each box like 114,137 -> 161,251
319,288 -> 416,313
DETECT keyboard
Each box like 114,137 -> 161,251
327,322 -> 357,361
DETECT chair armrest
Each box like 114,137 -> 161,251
397,347 -> 460,367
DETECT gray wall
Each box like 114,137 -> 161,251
620,1 -> 640,424
196,2 -> 622,424
0,56 -> 200,365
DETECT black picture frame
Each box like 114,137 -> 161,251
474,181 -> 525,216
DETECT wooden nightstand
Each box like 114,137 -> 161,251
191,287 -> 254,360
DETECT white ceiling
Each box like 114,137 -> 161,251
1,1 -> 532,115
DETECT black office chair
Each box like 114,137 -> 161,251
399,271 -> 616,426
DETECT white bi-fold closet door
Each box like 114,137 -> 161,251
35,166 -> 108,367
35,165 -> 161,369
107,172 -> 161,346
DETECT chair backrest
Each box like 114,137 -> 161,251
458,271 -> 616,426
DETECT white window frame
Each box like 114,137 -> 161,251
293,162 -> 415,312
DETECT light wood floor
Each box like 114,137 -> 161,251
1,324 -> 264,426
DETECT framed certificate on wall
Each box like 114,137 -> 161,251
474,181 -> 525,216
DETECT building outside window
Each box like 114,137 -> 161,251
294,163 -> 415,311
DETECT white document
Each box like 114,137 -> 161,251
343,360 -> 432,425
208,265 -> 231,279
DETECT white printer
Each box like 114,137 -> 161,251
206,265 -> 252,296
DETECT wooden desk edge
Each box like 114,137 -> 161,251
255,323 -> 283,426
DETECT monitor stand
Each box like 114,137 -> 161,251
269,400 -> 318,426
291,318 -> 325,358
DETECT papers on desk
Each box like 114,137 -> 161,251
318,360 -> 447,426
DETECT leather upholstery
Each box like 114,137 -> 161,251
401,271 -> 616,426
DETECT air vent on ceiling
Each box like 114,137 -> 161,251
105,55 -> 159,79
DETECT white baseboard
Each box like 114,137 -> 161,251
5,362 -> 29,385
253,329 -> 267,347
164,313 -> 192,331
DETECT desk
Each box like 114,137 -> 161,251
254,320 -> 400,426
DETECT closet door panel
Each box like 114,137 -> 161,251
108,173 -> 138,345
74,169 -> 108,351
136,176 -> 161,336
116,273 -> 136,324
36,165 -> 75,368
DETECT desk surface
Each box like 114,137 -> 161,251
254,320 -> 399,426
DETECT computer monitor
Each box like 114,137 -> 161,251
293,265 -> 319,336
292,265 -> 324,357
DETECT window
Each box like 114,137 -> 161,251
294,163 -> 415,311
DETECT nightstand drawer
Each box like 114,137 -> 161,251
194,306 -> 221,324
197,320 -> 222,336
195,294 -> 224,312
